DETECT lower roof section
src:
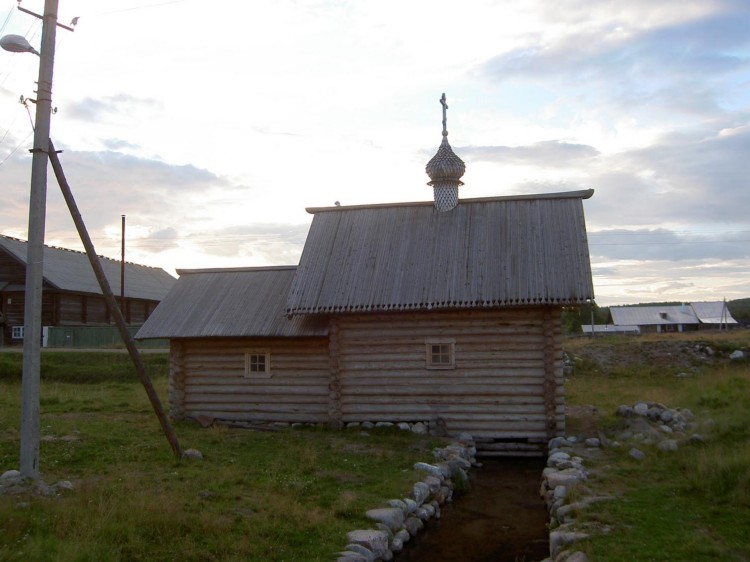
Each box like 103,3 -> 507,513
136,266 -> 328,339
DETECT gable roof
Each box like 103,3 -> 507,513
690,301 -> 738,325
286,190 -> 595,315
609,302 -> 738,327
610,305 -> 699,326
135,266 -> 328,339
0,235 -> 175,301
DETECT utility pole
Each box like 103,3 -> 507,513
20,0 -> 59,480
120,214 -> 126,318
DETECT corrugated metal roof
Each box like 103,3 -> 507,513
582,324 -> 640,334
0,235 -> 175,300
610,305 -> 699,326
286,190 -> 595,315
689,302 -> 738,324
610,302 -> 739,326
136,266 -> 328,339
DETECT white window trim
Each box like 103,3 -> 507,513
244,350 -> 272,378
11,326 -> 24,340
425,338 -> 456,370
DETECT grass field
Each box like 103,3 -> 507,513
0,351 -> 443,562
1,331 -> 748,561
563,330 -> 750,561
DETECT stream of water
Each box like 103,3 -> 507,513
396,458 -> 549,562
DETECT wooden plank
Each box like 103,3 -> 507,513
187,409 -> 328,422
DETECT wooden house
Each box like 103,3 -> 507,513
609,302 -> 738,333
137,111 -> 595,455
0,235 -> 176,346
136,266 -> 330,422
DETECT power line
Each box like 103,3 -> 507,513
590,229 -> 750,236
0,4 -> 14,36
590,240 -> 750,246
0,129 -> 32,167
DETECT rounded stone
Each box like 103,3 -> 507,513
633,402 -> 649,416
629,448 -> 646,460
365,507 -> 404,532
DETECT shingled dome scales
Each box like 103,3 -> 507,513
426,93 -> 466,211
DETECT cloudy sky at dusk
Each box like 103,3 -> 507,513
1,0 -> 748,306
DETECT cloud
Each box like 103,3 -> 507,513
132,227 -> 181,253
606,125 -> 750,223
101,138 -> 140,151
461,140 -> 599,167
476,3 -> 750,120
591,256 -> 750,305
180,223 -> 310,264
64,94 -> 164,123
588,228 -> 750,261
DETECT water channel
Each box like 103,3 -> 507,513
397,458 -> 549,562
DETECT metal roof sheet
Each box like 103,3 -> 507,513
689,301 -> 738,324
582,324 -> 640,334
286,190 -> 595,315
610,302 -> 738,326
136,266 -> 328,339
609,305 -> 699,326
0,235 -> 175,300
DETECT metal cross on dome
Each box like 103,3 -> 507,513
440,93 -> 448,137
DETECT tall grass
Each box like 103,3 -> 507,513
688,443 -> 750,506
564,331 -> 750,561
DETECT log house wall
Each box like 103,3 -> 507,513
169,337 -> 331,423
167,307 -> 564,454
334,307 -> 564,450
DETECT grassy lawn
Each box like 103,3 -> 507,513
1,332 -> 748,562
0,352 -> 443,562
563,330 -> 750,561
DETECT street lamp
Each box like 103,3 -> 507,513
0,34 -> 40,55
1,0 -> 59,480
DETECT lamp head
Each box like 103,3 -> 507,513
0,34 -> 39,56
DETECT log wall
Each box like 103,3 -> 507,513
170,337 -> 331,423
168,307 -> 565,454
334,308 -> 564,451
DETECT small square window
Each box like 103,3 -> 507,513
425,339 -> 455,369
11,326 -> 24,340
244,351 -> 271,378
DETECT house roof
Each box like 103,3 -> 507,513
581,324 -> 640,334
686,301 -> 737,325
286,190 -> 595,315
609,302 -> 738,326
135,266 -> 329,339
609,305 -> 699,326
0,235 -> 175,301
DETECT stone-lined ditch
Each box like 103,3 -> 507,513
397,458 -> 549,562
338,395 -> 715,562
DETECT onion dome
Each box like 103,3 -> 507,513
426,94 -> 465,211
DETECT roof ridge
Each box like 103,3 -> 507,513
305,189 -> 594,213
176,265 -> 298,275
0,233 -> 165,270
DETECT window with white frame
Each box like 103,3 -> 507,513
11,326 -> 24,340
425,338 -> 455,369
244,350 -> 271,377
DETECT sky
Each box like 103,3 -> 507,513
0,0 -> 748,307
